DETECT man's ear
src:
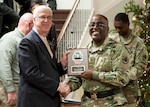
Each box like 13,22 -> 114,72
127,22 -> 130,26
107,26 -> 110,32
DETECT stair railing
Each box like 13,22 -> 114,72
57,0 -> 80,43
57,0 -> 94,62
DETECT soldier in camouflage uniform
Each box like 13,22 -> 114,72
110,13 -> 148,107
67,14 -> 130,107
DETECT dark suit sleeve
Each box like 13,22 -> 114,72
57,62 -> 67,75
18,38 -> 60,96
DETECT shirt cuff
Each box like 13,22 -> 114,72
2,80 -> 15,92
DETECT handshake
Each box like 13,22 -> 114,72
58,82 -> 71,98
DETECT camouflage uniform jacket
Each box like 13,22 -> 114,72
68,37 -> 130,107
109,30 -> 148,104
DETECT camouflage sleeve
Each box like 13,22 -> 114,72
127,43 -> 148,80
92,69 -> 129,87
92,44 -> 129,87
67,76 -> 82,91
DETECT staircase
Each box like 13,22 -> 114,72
52,10 -> 71,38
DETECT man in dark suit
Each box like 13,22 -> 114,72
30,0 -> 57,51
17,5 -> 70,107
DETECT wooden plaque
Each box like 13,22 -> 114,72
68,48 -> 88,76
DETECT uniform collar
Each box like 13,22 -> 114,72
87,36 -> 110,53
120,30 -> 134,45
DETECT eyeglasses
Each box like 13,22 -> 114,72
89,22 -> 107,28
35,15 -> 52,20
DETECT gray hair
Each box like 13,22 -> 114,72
33,5 -> 52,18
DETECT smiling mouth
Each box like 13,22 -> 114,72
92,31 -> 99,36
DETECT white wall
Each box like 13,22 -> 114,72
56,0 -> 144,29
56,0 -> 92,9
93,0 -> 144,29
56,0 -> 75,9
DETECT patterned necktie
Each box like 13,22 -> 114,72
42,37 -> 53,58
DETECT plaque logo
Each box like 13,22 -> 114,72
72,51 -> 83,64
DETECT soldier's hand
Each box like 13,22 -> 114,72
80,70 -> 93,80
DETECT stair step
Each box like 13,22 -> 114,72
53,10 -> 70,19
52,9 -> 71,37
53,19 -> 66,22
54,23 -> 64,29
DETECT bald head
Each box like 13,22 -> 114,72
18,13 -> 33,24
18,13 -> 33,35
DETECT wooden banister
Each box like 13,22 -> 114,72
57,0 -> 80,43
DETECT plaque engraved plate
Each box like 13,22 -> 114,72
68,48 -> 88,76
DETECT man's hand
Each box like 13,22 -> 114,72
7,91 -> 17,106
80,70 -> 93,80
61,47 -> 76,69
58,82 -> 71,98
61,51 -> 70,69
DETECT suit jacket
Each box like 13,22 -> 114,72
17,29 -> 66,107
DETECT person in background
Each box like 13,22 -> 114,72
0,1 -> 20,38
14,0 -> 31,16
47,0 -> 57,10
17,5 -> 70,107
0,12 -> 33,107
112,12 -> 148,107
46,20 -> 57,51
31,0 -> 57,51
67,14 -> 130,107
30,0 -> 45,12
4,0 -> 14,9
